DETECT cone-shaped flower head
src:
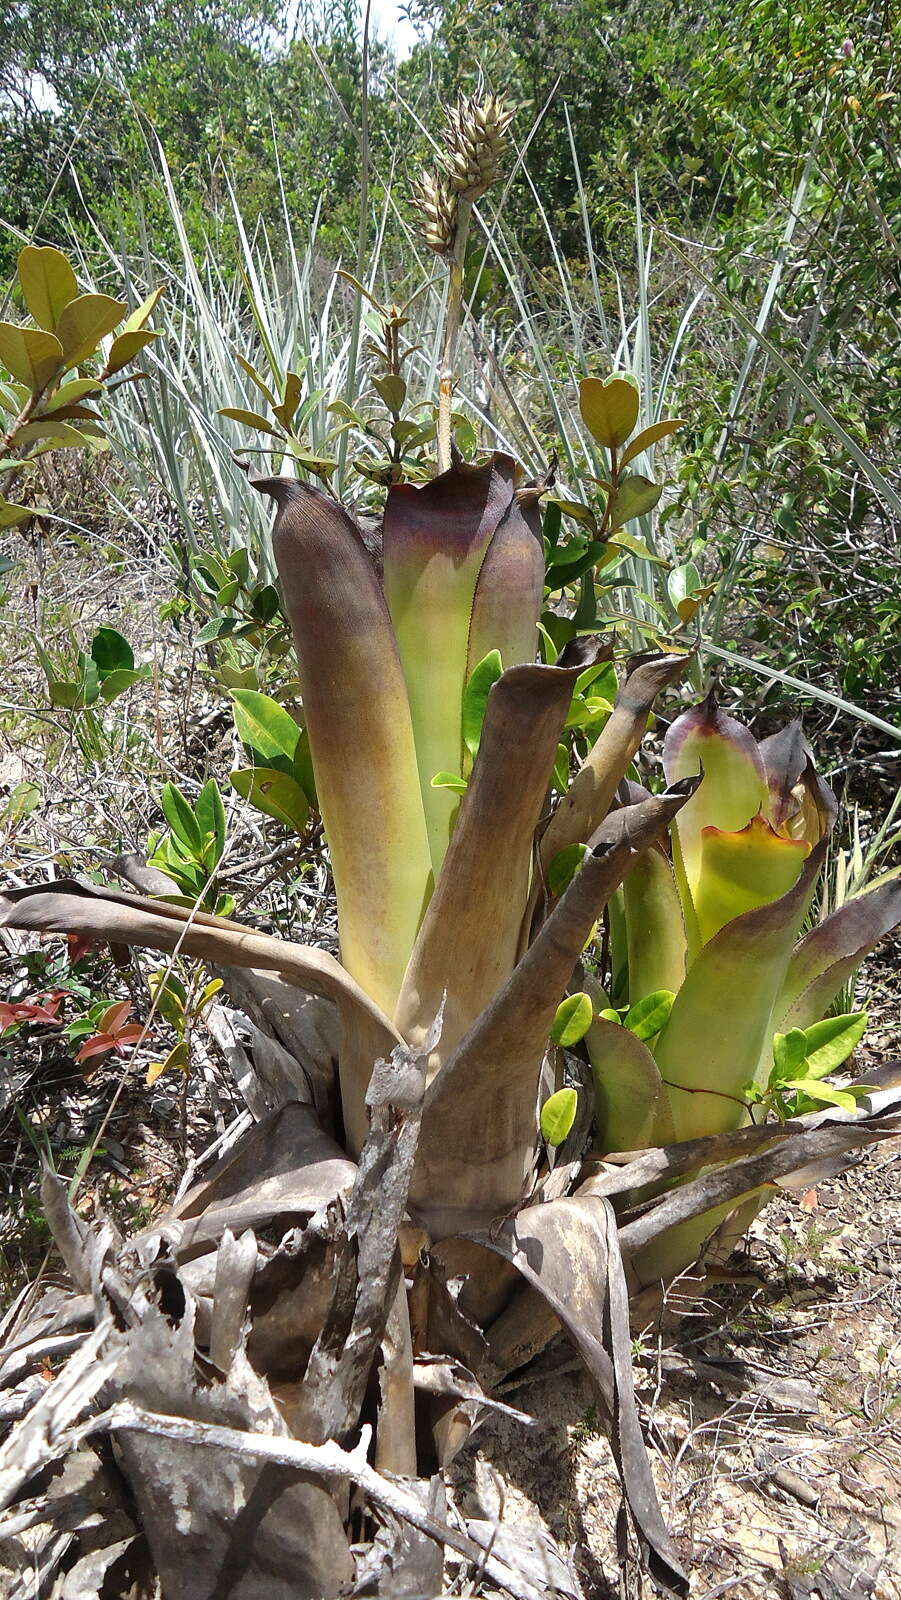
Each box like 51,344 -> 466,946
442,93 -> 514,201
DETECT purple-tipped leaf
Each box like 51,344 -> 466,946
254,475 -> 433,1019
382,455 -> 516,871
465,485 -> 545,680
778,876 -> 901,1030
758,721 -> 837,842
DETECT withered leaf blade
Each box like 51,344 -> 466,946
0,878 -> 402,1157
102,1282 -> 354,1599
169,1100 -> 356,1257
617,1102 -> 901,1259
464,1194 -> 689,1597
0,877 -> 401,1051
293,1026 -> 434,1447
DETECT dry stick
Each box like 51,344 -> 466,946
436,195 -> 473,473
99,1403 -> 548,1600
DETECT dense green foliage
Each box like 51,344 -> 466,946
1,0 -> 898,724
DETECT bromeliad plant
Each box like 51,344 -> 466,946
3,102 -> 901,1598
574,699 -> 901,1286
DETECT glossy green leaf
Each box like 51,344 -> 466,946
540,1086 -> 578,1147
45,379 -> 103,412
195,778 -> 227,861
273,370 -> 302,430
121,286 -> 165,335
788,1079 -> 857,1111
218,406 -> 282,437
230,766 -> 310,834
231,689 -> 302,775
250,584 -> 280,624
147,1041 -> 191,1087
462,649 -> 503,759
148,969 -> 187,1030
620,418 -> 687,469
801,1011 -> 868,1078
0,500 -> 32,528
195,616 -> 252,645
91,626 -> 134,675
55,294 -> 125,368
196,977 -> 224,1015
623,989 -> 676,1041
667,563 -> 701,612
579,374 -> 640,449
104,328 -> 158,377
608,474 -> 662,530
548,842 -> 590,898
383,456 -> 516,870
771,1028 -> 809,1081
235,352 -> 278,408
0,322 -> 63,391
430,770 -> 468,794
552,742 -> 570,794
16,420 -> 89,449
97,668 -> 147,702
160,782 -> 203,854
17,246 -> 77,330
226,546 -> 251,584
373,374 -> 407,414
550,990 -> 594,1047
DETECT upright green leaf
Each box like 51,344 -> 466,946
382,455 -> 516,872
195,779 -> 227,861
800,1012 -> 867,1079
253,474 -> 432,1026
17,246 -> 77,331
160,783 -> 203,855
231,689 -> 302,775
462,649 -> 503,759
653,844 -> 825,1140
